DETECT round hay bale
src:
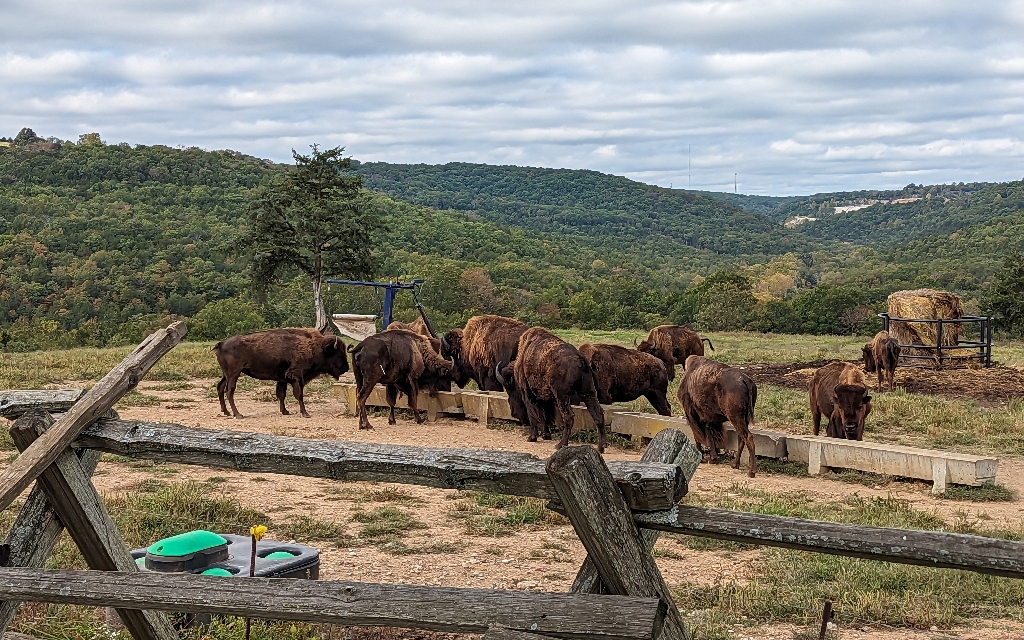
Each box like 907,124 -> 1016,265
887,289 -> 964,364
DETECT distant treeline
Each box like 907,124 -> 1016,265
0,132 -> 1020,351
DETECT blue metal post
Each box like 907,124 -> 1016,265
382,286 -> 396,330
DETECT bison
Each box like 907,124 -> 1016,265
578,343 -> 671,416
863,331 -> 901,392
677,355 -> 758,477
497,327 -> 607,452
440,315 -> 528,391
215,328 -> 349,419
809,361 -> 872,440
386,317 -> 443,360
636,325 -> 715,380
349,329 -> 456,429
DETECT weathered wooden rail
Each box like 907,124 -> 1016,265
333,383 -> 999,494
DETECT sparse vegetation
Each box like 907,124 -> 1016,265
284,515 -> 352,544
447,492 -> 567,537
351,505 -> 427,540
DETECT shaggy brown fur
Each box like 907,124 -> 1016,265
862,330 -> 901,392
215,328 -> 348,419
386,319 -> 442,355
809,361 -> 872,440
677,355 -> 758,477
636,325 -> 715,381
498,327 -> 606,452
578,343 -> 671,416
349,329 -> 456,429
440,315 -> 528,391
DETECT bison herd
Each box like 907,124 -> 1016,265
213,318 -> 904,479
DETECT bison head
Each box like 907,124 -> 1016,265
440,329 -> 472,388
829,384 -> 871,440
496,360 -> 530,424
862,344 -> 877,372
320,335 -> 350,379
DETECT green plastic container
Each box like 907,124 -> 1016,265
145,530 -> 229,572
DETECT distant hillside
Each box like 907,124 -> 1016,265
356,162 -> 820,267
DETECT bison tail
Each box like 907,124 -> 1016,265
702,337 -> 715,352
743,378 -> 757,429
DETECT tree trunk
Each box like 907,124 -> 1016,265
312,255 -> 328,333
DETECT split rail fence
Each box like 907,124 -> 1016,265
334,384 -> 999,494
0,324 -> 1019,640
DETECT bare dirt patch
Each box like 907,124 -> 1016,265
738,360 -> 1024,407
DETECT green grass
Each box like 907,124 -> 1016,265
115,389 -> 162,408
351,505 -> 428,539
447,492 -> 567,536
284,515 -> 353,545
670,484 -> 1024,630
937,482 -> 1017,502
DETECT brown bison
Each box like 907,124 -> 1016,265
578,343 -> 671,416
440,315 -> 528,391
349,329 -> 456,429
863,331 -> 901,392
809,361 -> 872,440
636,325 -> 715,380
215,328 -> 349,419
386,318 -> 443,356
497,327 -> 607,452
677,355 -> 758,477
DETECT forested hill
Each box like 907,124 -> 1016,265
357,162 -> 818,264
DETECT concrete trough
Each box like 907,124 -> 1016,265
333,383 -> 999,492
333,383 -> 463,422
786,434 -> 999,494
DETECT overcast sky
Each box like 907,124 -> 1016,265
3,1 -> 1024,195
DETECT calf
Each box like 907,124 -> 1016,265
215,328 -> 348,418
863,331 -> 901,392
497,327 -> 606,452
636,325 -> 715,381
677,355 -> 758,477
578,343 -> 671,416
809,361 -> 872,440
349,329 -> 456,429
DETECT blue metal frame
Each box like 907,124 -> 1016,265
325,279 -> 424,330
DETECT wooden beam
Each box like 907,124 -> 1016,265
572,429 -> 700,594
0,445 -> 100,633
0,568 -> 662,640
0,322 -> 186,511
635,506 -> 1024,579
75,419 -> 687,511
546,446 -> 688,640
0,390 -> 85,420
10,412 -> 177,640
483,627 -> 551,640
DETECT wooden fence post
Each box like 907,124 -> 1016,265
546,446 -> 690,640
571,429 -> 700,594
10,411 -> 177,640
0,322 -> 186,512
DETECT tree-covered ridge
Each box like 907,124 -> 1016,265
356,162 -> 820,264
797,180 -> 1024,251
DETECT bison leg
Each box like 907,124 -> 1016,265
356,375 -> 378,430
225,374 -> 244,418
217,377 -> 230,416
555,400 -> 576,451
582,395 -> 606,453
646,390 -> 672,417
407,380 -> 423,424
385,385 -> 399,425
523,399 -> 546,443
810,400 -> 822,436
276,381 -> 290,415
291,379 -> 310,418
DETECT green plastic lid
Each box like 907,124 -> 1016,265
201,568 -> 233,576
147,530 -> 227,557
264,551 -> 295,560
135,557 -> 146,567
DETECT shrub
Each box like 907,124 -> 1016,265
190,298 -> 266,340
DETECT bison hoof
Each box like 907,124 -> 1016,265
232,413 -> 244,419
388,419 -> 396,425
542,434 -> 552,440
359,425 -> 373,430
527,436 -> 538,442
281,409 -> 290,415
747,471 -> 756,478
301,413 -> 311,418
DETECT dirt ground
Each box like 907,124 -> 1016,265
739,361 -> 1024,407
24,376 -> 1004,640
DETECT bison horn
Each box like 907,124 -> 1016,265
495,361 -> 506,387
441,334 -> 450,352
633,336 -> 640,348
449,356 -> 456,369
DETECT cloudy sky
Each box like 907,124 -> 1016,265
2,1 -> 1024,194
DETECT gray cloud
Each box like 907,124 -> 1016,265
2,0 -> 1023,194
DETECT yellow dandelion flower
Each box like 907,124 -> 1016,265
250,525 -> 268,541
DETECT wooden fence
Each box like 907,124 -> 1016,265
0,325 -> 1020,640
334,384 -> 999,494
